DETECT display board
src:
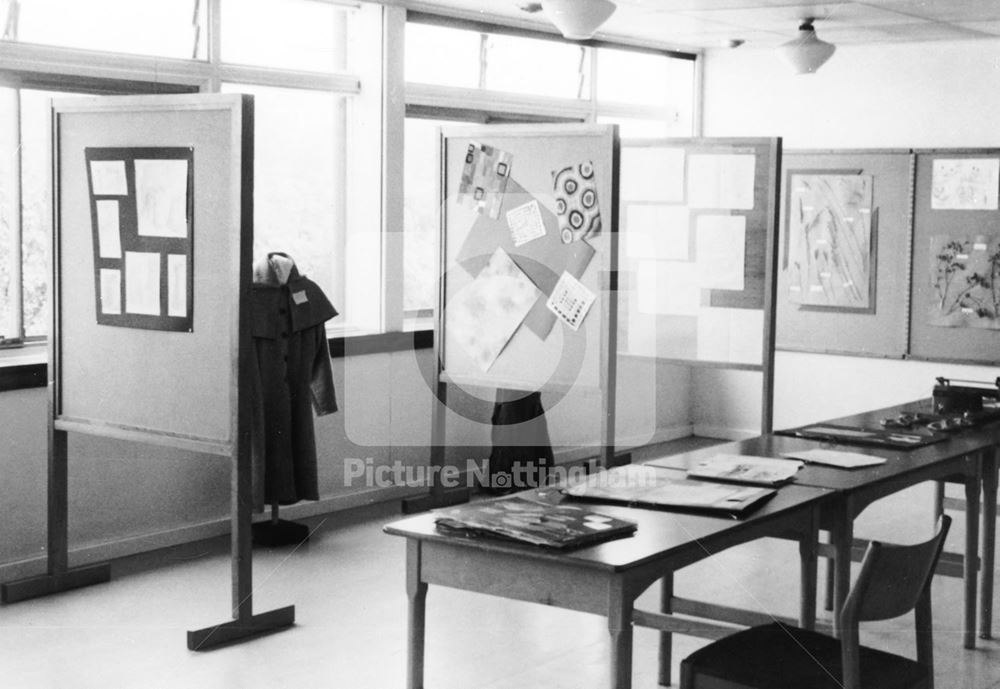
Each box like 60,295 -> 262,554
440,124 -> 618,393
54,97 -> 243,454
776,150 -> 912,358
910,149 -> 1000,364
618,138 -> 780,368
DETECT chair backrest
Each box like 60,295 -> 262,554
838,514 -> 951,689
842,514 -> 951,623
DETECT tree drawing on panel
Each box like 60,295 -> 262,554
785,173 -> 874,311
930,234 -> 1000,329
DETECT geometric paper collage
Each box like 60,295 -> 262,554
451,145 -> 602,370
85,146 -> 194,332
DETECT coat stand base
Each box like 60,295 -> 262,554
252,519 -> 310,547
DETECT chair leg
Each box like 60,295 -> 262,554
659,574 -> 674,687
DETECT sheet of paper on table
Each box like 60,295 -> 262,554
781,448 -> 886,468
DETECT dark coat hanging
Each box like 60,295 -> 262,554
249,253 -> 338,510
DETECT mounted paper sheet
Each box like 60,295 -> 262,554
448,247 -> 541,371
89,159 -> 128,196
688,154 -> 756,210
625,204 -> 690,260
929,234 -> 1000,329
546,271 -> 596,331
136,158 -> 190,238
785,174 -> 873,310
637,260 -> 700,316
931,158 -> 1000,210
621,147 -> 685,202
696,214 -> 745,290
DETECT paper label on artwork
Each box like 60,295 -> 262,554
929,234 -> 1000,329
931,158 -> 1000,210
785,174 -> 873,309
448,247 -> 540,371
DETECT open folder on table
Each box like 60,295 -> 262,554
564,464 -> 776,519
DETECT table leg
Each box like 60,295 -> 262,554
823,550 -> 834,612
829,504 -> 853,637
964,471 -> 980,650
982,449 -> 998,640
799,512 -> 818,631
608,580 -> 633,689
657,575 -> 673,687
406,540 -> 428,689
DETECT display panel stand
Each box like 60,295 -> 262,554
404,124 -> 620,513
0,94 -> 293,648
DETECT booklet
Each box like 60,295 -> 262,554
434,495 -> 637,549
563,465 -> 776,519
686,453 -> 803,486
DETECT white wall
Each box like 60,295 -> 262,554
700,38 -> 1000,430
0,349 -> 692,579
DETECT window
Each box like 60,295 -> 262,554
401,17 -> 698,318
6,0 -> 206,59
0,0 -> 383,351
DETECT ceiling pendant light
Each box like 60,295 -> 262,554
541,0 -> 617,41
780,18 -> 836,74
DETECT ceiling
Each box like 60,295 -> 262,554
404,0 -> 1000,51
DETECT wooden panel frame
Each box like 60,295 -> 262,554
776,149 -> 913,359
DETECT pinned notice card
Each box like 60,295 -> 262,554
506,199 -> 546,247
781,448 -> 886,468
546,271 -> 595,331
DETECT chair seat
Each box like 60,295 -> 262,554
681,622 -> 929,689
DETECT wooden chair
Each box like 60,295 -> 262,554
679,515 -> 951,689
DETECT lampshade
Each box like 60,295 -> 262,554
541,0 -> 616,40
779,19 -> 836,74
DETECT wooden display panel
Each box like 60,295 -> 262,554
910,149 -> 1000,364
619,138 -> 780,369
54,99 -> 241,455
440,124 -> 618,393
776,150 -> 912,358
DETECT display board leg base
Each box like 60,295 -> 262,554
252,519 -> 310,548
187,605 -> 295,651
401,488 -> 471,514
1,563 -> 111,604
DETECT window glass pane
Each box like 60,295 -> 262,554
597,47 -> 677,107
222,83 -> 346,320
405,23 -> 480,88
9,0 -> 205,60
484,34 -> 590,99
19,89 -> 60,338
403,118 -> 456,315
0,87 -> 16,341
665,56 -> 695,136
222,0 -> 351,72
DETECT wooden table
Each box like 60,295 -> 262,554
384,480 -> 833,689
649,400 -> 993,648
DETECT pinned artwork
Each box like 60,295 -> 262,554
553,161 -> 601,243
85,147 -> 194,331
506,199 -> 546,247
696,215 -> 746,291
546,271 -> 596,331
929,234 -> 1000,329
786,174 -> 874,310
458,142 -> 513,219
931,158 -> 1000,210
449,247 -> 541,371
